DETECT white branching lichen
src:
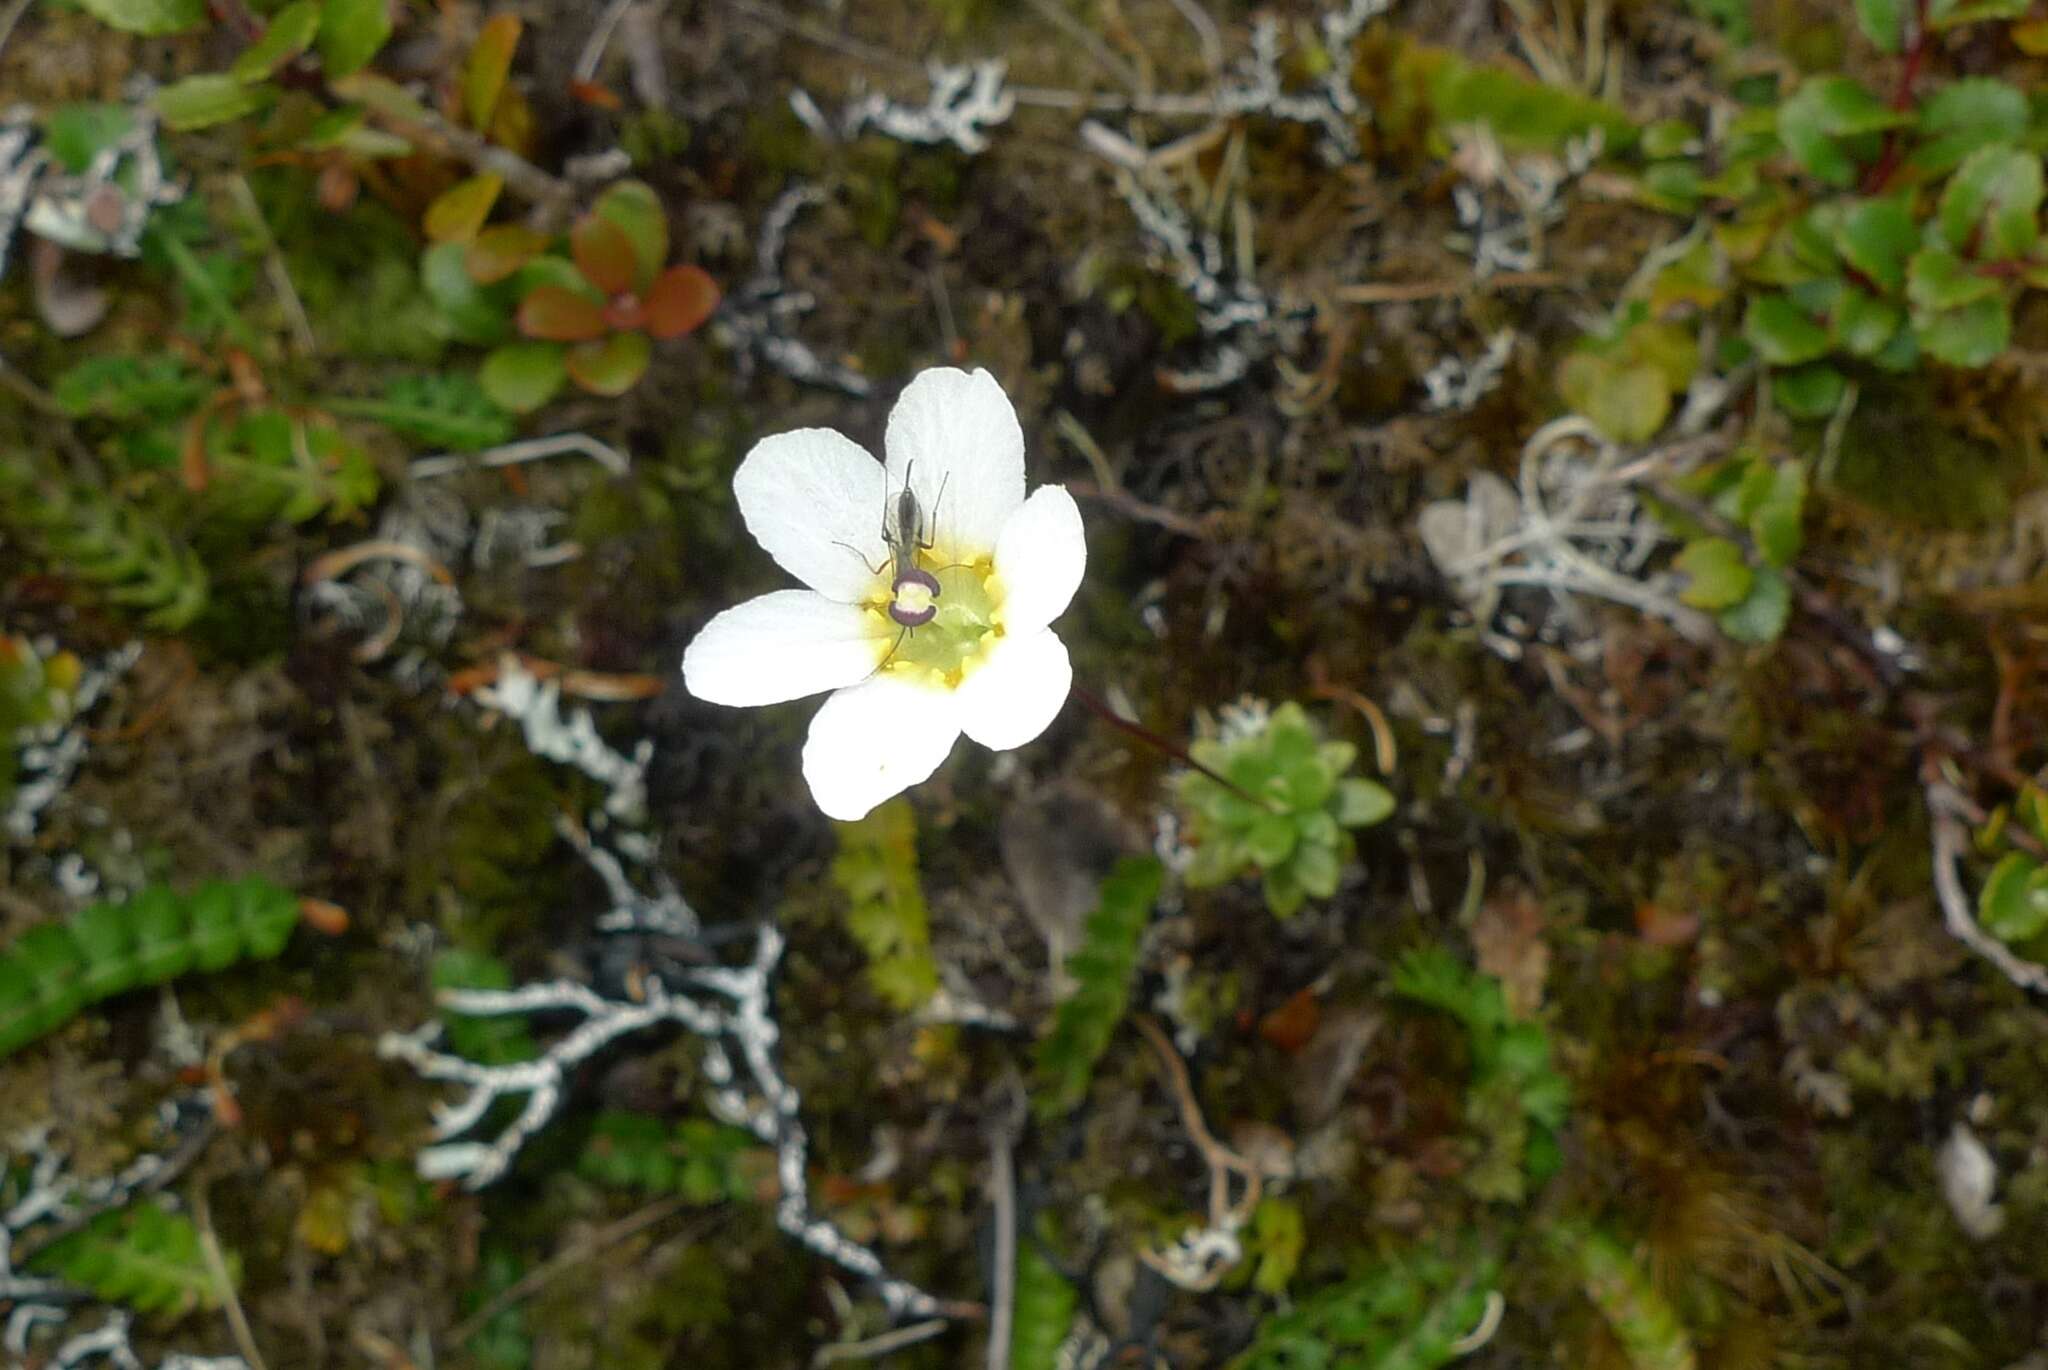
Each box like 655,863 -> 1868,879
2,1100 -> 238,1370
1421,329 -> 1517,414
6,641 -> 142,845
0,83 -> 185,282
1090,163 -> 1300,393
1209,0 -> 1390,162
1446,126 -> 1600,278
1418,417 -> 1712,654
378,918 -> 948,1319
381,657 -> 950,1323
838,60 -> 1016,155
714,183 -> 872,396
472,655 -> 651,824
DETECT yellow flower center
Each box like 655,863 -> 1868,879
866,555 -> 1003,689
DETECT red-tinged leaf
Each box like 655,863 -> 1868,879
565,332 -> 651,395
572,214 -> 638,297
518,285 -> 608,342
642,264 -> 720,339
463,13 -> 522,130
466,225 -> 549,284
592,180 -> 667,288
423,173 -> 502,244
568,78 -> 622,110
1257,988 -> 1320,1054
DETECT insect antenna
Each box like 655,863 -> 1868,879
832,538 -> 886,575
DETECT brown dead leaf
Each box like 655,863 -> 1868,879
1471,886 -> 1549,1016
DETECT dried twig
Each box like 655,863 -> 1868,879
188,1176 -> 267,1370
1132,1016 -> 1260,1291
442,1197 -> 691,1348
1926,778 -> 2048,995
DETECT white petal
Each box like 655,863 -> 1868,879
992,484 -> 1086,635
956,628 -> 1071,752
733,427 -> 889,602
883,367 -> 1024,559
682,590 -> 889,707
802,674 -> 961,821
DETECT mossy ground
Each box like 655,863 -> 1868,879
5,1 -> 2048,1367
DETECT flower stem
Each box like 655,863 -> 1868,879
1067,683 -> 1272,809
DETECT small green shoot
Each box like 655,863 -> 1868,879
1177,702 -> 1393,918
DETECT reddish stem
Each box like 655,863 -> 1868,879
1859,0 -> 1930,194
1067,683 -> 1272,809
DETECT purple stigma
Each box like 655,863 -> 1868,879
887,566 -> 941,627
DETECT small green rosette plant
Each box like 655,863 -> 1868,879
1175,702 -> 1394,917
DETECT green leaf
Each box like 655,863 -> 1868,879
1834,196 -> 1915,293
1335,778 -> 1395,828
0,879 -> 302,1062
1939,144 -> 2042,258
1398,39 -> 1635,153
1262,863 -> 1308,919
2019,786 -> 2048,850
1719,564 -> 1792,643
75,0 -> 204,35
1916,294 -> 2012,367
1743,294 -> 1831,366
424,174 -> 503,244
1292,839 -> 1343,900
1907,245 -> 2000,310
479,341 -> 567,414
328,71 -> 435,125
1738,460 -> 1807,567
1853,0 -> 1905,49
323,374 -> 516,452
299,105 -> 410,157
1834,289 -> 1905,358
1625,320 -> 1699,392
1558,353 -> 1670,443
52,356 -> 206,422
1979,853 -> 2048,944
229,0 -> 320,81
1034,859 -> 1163,1119
1570,1230 -> 1697,1370
1912,79 -> 2029,175
1250,1199 -> 1307,1296
1675,537 -> 1752,610
1772,363 -> 1846,420
1244,812 -> 1299,867
831,798 -> 940,1011
1010,1236 -> 1078,1370
317,0 -> 394,78
1929,0 -> 2029,27
463,13 -> 523,130
1640,120 -> 1697,159
466,226 -> 550,286
421,240 -> 513,346
154,73 -> 275,131
44,104 -> 135,173
565,331 -> 651,396
1777,76 -> 1904,188
28,1200 -> 233,1316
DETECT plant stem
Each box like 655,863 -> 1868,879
1067,682 -> 1271,809
1860,0 -> 1930,194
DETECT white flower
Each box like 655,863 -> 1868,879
682,368 -> 1087,821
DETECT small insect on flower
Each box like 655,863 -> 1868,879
682,367 -> 1086,820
